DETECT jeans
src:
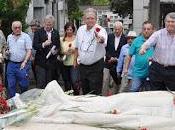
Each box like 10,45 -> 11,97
62,65 -> 80,95
7,61 -> 31,98
130,77 -> 146,92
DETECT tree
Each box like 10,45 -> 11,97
0,0 -> 30,37
67,0 -> 83,21
79,0 -> 109,5
109,0 -> 133,17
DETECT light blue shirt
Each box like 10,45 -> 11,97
7,32 -> 32,62
75,24 -> 107,65
116,43 -> 135,79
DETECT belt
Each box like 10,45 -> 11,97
80,58 -> 104,67
9,60 -> 22,64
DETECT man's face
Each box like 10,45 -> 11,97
114,25 -> 123,37
142,23 -> 154,39
12,23 -> 22,35
44,19 -> 54,32
127,37 -> 135,45
165,17 -> 175,34
30,25 -> 38,33
84,13 -> 96,29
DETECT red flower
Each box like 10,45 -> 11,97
0,97 -> 10,114
68,43 -> 72,48
95,27 -> 100,33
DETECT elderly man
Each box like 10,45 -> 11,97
102,21 -> 127,96
124,21 -> 154,92
140,12 -> 175,92
33,15 -> 61,89
116,31 -> 137,92
6,21 -> 32,98
74,8 -> 107,95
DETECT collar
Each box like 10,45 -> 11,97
44,28 -> 53,33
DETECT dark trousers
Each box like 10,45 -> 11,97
109,65 -> 121,85
62,65 -> 80,95
149,61 -> 175,91
35,61 -> 61,89
79,58 -> 104,95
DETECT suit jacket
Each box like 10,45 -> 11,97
33,27 -> 61,68
105,33 -> 127,68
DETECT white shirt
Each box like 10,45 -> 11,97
75,24 -> 107,65
115,36 -> 120,50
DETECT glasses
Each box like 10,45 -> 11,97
14,26 -> 21,29
127,37 -> 135,40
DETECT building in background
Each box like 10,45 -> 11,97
80,5 -> 133,34
26,0 -> 68,35
133,0 -> 175,34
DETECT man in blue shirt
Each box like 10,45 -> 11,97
116,31 -> 137,92
123,21 -> 154,92
6,21 -> 32,98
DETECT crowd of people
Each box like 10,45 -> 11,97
0,8 -> 175,100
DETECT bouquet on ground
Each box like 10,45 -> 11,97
0,84 -> 10,114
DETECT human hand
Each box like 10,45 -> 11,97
73,59 -> 78,68
43,39 -> 52,47
66,49 -> 73,55
123,69 -> 128,76
20,61 -> 27,70
139,47 -> 146,55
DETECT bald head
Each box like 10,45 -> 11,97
114,21 -> 123,36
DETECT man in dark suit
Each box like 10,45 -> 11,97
102,21 -> 127,96
33,15 -> 61,89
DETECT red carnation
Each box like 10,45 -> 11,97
68,43 -> 72,48
0,97 -> 10,114
95,27 -> 100,33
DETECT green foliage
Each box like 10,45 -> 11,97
79,0 -> 93,5
93,0 -> 109,5
67,0 -> 83,22
79,0 -> 109,5
0,0 -> 30,37
109,0 -> 133,16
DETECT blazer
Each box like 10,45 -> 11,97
105,33 -> 127,68
33,27 -> 61,68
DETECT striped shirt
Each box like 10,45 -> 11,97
144,28 -> 175,66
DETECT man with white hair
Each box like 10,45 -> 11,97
33,15 -> 61,89
116,31 -> 137,92
102,21 -> 127,96
140,12 -> 175,92
6,21 -> 32,98
74,8 -> 107,95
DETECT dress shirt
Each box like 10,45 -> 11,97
75,24 -> 107,65
114,36 -> 120,50
144,28 -> 175,66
